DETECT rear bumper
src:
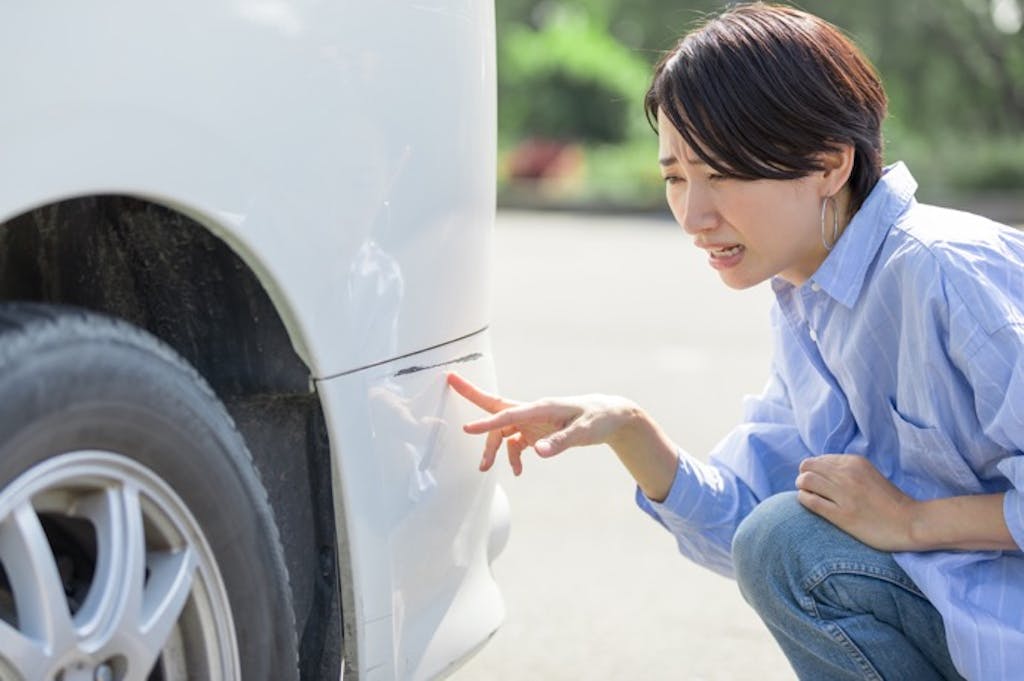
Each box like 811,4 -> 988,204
316,330 -> 506,680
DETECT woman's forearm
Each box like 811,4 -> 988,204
797,454 -> 1020,552
606,405 -> 680,502
909,493 -> 1019,552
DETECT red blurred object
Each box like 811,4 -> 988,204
506,138 -> 584,180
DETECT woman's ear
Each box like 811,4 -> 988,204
815,144 -> 856,193
819,144 -> 855,196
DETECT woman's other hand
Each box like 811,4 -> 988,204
795,454 -> 919,551
796,454 -> 1018,552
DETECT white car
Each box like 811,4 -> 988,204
0,2 -> 506,680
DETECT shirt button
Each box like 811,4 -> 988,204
809,328 -> 819,342
811,282 -> 821,292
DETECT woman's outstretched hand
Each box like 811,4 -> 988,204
446,372 -> 644,477
447,373 -> 680,500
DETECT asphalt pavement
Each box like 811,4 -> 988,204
450,210 -> 796,681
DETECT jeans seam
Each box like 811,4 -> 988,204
822,620 -> 885,681
802,560 -> 926,599
799,560 -> 928,680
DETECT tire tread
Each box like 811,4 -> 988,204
0,302 -> 300,678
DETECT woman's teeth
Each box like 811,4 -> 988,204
711,244 -> 744,258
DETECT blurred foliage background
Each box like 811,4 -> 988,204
496,0 -> 1024,211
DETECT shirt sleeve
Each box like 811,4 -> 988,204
964,323 -> 1024,551
635,359 -> 813,577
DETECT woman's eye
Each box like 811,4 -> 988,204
707,172 -> 725,181
663,175 -> 684,185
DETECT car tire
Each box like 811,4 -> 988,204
0,303 -> 299,681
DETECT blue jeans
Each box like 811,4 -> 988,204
731,492 -> 965,681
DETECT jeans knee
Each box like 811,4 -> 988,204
732,491 -> 809,607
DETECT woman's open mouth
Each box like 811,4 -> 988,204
710,244 -> 745,259
707,243 -> 746,269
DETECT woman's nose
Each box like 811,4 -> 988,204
678,188 -> 718,235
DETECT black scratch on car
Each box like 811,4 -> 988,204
395,352 -> 483,377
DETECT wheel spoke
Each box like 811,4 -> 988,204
0,502 -> 75,654
87,485 -> 196,677
116,484 -> 148,628
139,548 -> 196,665
2,451 -> 240,680
0,618 -> 50,680
73,486 -> 147,642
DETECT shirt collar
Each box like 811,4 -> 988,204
773,162 -> 918,308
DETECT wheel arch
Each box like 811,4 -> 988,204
0,193 -> 345,678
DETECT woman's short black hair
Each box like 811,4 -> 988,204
645,3 -> 888,213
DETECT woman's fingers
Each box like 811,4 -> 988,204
535,418 -> 586,457
447,372 -> 514,414
794,469 -> 839,502
463,401 -> 569,435
507,433 -> 527,476
480,428 -> 504,472
449,372 -> 545,475
477,413 -> 584,475
451,378 -> 614,474
797,489 -> 839,517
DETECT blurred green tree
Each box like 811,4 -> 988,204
497,0 -> 1024,202
806,0 -> 1024,134
501,0 -> 1023,136
499,7 -> 652,144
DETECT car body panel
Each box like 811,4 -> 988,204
0,0 -> 496,379
0,1 -> 503,678
319,333 -> 506,679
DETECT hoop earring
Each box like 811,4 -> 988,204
820,195 -> 839,251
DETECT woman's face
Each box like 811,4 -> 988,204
657,111 -> 834,289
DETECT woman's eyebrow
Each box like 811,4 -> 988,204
660,154 -> 709,167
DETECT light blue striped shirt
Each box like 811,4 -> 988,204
637,163 -> 1024,680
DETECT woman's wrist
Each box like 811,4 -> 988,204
605,400 -> 647,449
905,500 -> 930,551
906,493 -> 1017,552
606,404 -> 680,502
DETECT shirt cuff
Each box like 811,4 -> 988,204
634,451 -> 718,529
1003,489 -> 1024,552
